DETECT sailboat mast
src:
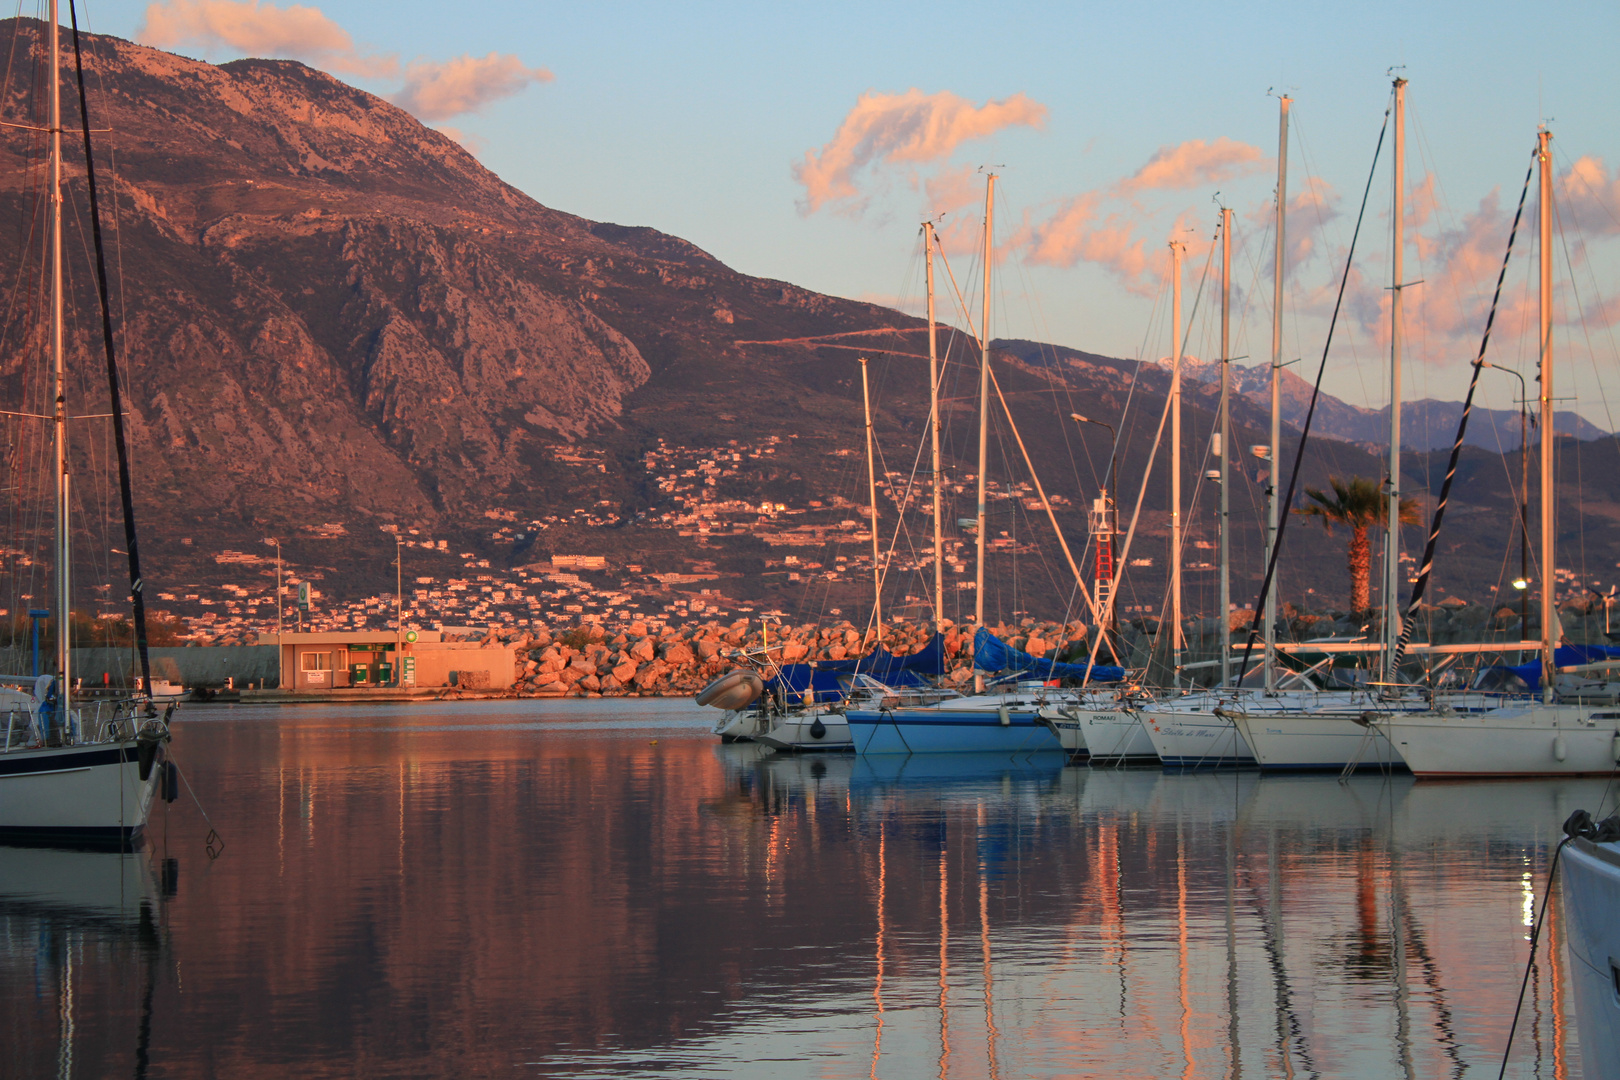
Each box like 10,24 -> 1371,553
1266,96 -> 1290,693
860,357 -> 882,642
1538,129 -> 1555,702
1219,207 -> 1232,687
1384,77 -> 1407,682
924,222 -> 944,624
49,0 -> 72,712
974,175 -> 994,692
1170,238 -> 1185,685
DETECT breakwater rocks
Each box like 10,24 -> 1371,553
495,617 -> 1092,697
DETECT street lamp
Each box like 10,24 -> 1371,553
1478,361 -> 1531,634
1070,413 -> 1118,502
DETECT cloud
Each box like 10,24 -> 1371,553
1118,136 -> 1265,194
137,0 -> 397,77
433,125 -> 487,156
1016,138 -> 1260,292
1560,156 -> 1620,237
794,89 -> 1047,215
392,53 -> 554,124
138,1 -> 551,127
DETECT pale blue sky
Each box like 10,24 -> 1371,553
86,0 -> 1620,422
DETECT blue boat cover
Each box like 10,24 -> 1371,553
1496,642 -> 1620,692
813,633 -> 949,680
765,665 -> 852,701
971,627 -> 1125,683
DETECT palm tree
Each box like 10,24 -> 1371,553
1296,475 -> 1419,614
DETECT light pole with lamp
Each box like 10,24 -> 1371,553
268,537 -> 284,689
1071,413 -> 1118,646
1478,361 -> 1530,635
394,534 -> 403,686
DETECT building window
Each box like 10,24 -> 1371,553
301,652 -> 331,672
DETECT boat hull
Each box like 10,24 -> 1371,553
0,742 -> 160,845
1140,708 -> 1254,769
1041,706 -> 1157,762
1229,712 -> 1406,772
1561,838 -> 1620,1080
755,712 -> 852,751
847,708 -> 1062,755
1381,707 -> 1620,777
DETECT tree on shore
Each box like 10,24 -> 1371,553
1296,476 -> 1419,614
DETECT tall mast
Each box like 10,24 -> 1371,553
974,175 -> 994,692
1538,129 -> 1555,703
860,356 -> 883,643
1219,207 -> 1232,687
1265,95 -> 1290,693
924,222 -> 944,625
1384,77 -> 1407,682
49,0 -> 72,714
1169,238 -> 1185,686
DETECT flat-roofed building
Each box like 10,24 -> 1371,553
263,631 -> 515,691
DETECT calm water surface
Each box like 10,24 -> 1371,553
0,699 -> 1601,1078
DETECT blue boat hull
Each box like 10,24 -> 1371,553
847,709 -> 1063,755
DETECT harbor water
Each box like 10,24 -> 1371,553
0,699 -> 1598,1077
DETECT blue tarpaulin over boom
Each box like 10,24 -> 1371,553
1499,642 -> 1620,692
972,628 -> 1125,683
765,665 -> 851,700
813,634 -> 948,683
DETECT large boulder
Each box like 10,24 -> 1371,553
629,638 -> 655,662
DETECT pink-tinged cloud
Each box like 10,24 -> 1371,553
923,164 -> 983,219
1021,192 -> 1167,294
433,125 -> 488,157
137,0 -> 397,78
794,89 -> 1047,215
392,53 -> 553,123
1560,156 -> 1620,237
1119,136 -> 1265,194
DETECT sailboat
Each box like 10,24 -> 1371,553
846,175 -> 1063,755
1380,129 -> 1620,776
0,4 -> 172,844
1559,809 -> 1620,1079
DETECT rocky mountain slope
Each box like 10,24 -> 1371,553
0,17 -> 1614,631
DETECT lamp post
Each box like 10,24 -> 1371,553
272,539 -> 283,637
1479,361 -> 1530,634
395,535 -> 404,685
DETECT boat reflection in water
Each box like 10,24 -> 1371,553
0,843 -> 173,1079
705,745 -> 1588,1078
0,703 -> 1592,1077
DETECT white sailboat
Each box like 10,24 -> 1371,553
1559,810 -> 1620,1079
0,4 -> 172,845
1381,129 -> 1620,777
1233,78 -> 1422,773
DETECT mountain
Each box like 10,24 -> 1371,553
0,18 -> 1614,636
1180,359 -> 1608,453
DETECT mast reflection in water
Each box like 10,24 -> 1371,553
0,700 -> 1590,1077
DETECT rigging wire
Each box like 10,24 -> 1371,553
1237,98 -> 1392,684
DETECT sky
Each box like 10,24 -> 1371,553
77,0 -> 1620,425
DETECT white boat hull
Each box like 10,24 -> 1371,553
1041,705 -> 1157,762
1381,706 -> 1620,777
1229,712 -> 1406,772
713,708 -> 771,742
755,711 -> 852,751
0,741 -> 161,844
1561,837 -> 1620,1080
1140,707 -> 1253,769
